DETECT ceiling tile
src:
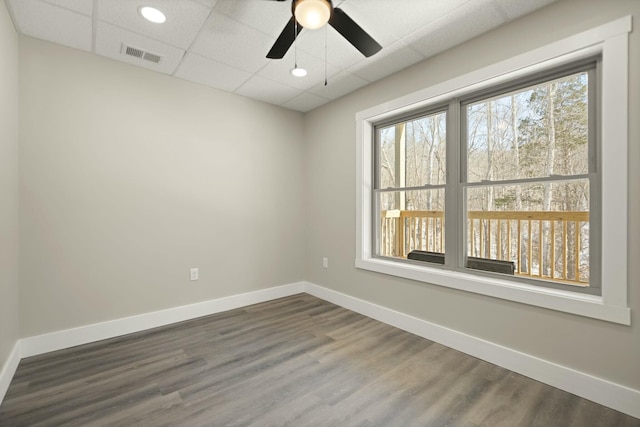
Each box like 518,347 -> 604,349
235,76 -> 302,105
41,0 -> 93,16
190,11 -> 273,73
493,0 -> 558,20
97,0 -> 211,49
282,92 -> 331,113
258,50 -> 341,91
7,0 -> 91,51
95,22 -> 185,75
214,0 -> 292,36
403,0 -> 507,59
348,41 -> 424,83
339,0 -> 470,44
308,70 -> 369,101
191,0 -> 220,8
174,53 -> 252,93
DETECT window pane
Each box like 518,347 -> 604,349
466,71 -> 589,183
466,180 -> 590,285
377,111 -> 446,190
377,189 -> 445,259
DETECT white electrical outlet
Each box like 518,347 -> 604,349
322,257 -> 328,268
190,268 -> 199,281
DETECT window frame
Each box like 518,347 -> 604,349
355,17 -> 631,325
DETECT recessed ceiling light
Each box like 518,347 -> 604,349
290,67 -> 308,77
139,6 -> 166,24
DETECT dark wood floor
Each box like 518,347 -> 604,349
1,294 -> 638,427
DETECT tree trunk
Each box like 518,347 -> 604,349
485,101 -> 495,259
543,84 -> 557,210
426,117 -> 437,210
542,84 -> 557,276
511,95 -> 527,272
394,124 -> 406,210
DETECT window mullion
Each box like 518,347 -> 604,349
444,100 -> 461,269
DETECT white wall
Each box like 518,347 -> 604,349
19,37 -> 306,337
0,0 -> 20,369
305,0 -> 640,390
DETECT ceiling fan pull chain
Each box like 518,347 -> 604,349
324,24 -> 328,86
294,19 -> 298,68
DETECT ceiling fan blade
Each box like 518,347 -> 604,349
329,8 -> 381,57
267,17 -> 303,59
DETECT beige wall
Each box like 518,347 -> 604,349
0,1 -> 20,368
305,0 -> 640,390
19,37 -> 306,336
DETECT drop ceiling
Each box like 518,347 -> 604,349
5,0 -> 558,112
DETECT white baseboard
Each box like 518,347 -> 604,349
20,282 -> 306,358
0,342 -> 21,404
303,281 -> 640,420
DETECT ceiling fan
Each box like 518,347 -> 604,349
266,0 -> 382,59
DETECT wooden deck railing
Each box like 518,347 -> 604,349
380,210 -> 589,285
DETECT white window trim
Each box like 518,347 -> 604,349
355,16 -> 631,325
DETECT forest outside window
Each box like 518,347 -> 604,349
357,17 -> 631,323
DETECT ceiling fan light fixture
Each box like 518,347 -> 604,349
139,6 -> 166,24
294,0 -> 331,30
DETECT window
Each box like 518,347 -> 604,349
462,67 -> 596,290
356,17 -> 631,324
375,110 -> 447,258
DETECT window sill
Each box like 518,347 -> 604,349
355,257 -> 630,325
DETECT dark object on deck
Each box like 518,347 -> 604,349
407,250 -> 445,264
407,250 -> 516,275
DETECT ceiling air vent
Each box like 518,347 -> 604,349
121,44 -> 162,64
142,52 -> 161,64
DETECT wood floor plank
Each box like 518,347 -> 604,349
0,294 -> 638,427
